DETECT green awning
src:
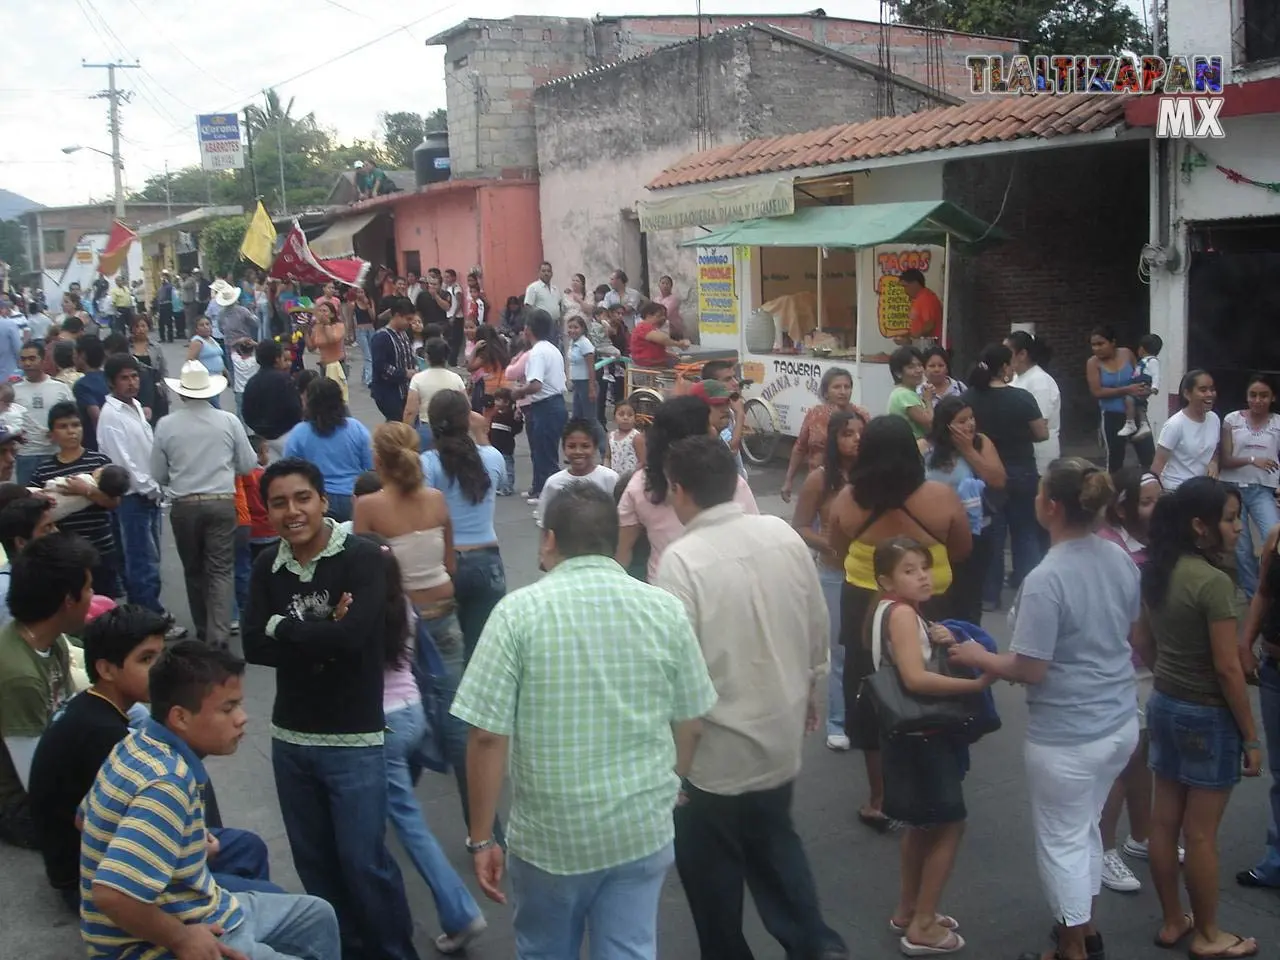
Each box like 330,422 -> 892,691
681,200 -> 1002,249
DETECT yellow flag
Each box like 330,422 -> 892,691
239,201 -> 277,269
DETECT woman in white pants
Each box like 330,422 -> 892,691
951,458 -> 1141,960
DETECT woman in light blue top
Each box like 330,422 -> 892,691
185,315 -> 225,408
422,389 -> 507,659
920,396 -> 1006,625
1087,324 -> 1154,472
283,377 -> 373,522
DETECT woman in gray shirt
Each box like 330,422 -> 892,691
951,458 -> 1140,960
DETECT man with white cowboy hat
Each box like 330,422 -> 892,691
151,360 -> 256,651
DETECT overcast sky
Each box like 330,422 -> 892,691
1,0 -> 1149,209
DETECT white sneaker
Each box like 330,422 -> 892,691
826,733 -> 851,751
1116,421 -> 1138,438
1123,835 -> 1185,863
1133,422 -> 1152,439
435,916 -> 487,954
1101,849 -> 1141,892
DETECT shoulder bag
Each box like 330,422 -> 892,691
859,599 -> 984,739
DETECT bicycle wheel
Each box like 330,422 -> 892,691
627,388 -> 664,429
741,397 -> 782,465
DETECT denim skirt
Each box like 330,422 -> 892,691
1146,689 -> 1242,789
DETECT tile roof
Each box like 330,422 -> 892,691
648,94 -> 1129,189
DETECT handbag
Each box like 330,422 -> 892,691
860,600 -> 984,739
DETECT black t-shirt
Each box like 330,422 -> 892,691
28,690 -> 129,890
415,290 -> 447,330
961,385 -> 1043,471
31,451 -> 116,555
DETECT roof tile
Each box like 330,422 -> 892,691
646,94 -> 1131,191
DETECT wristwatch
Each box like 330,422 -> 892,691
465,836 -> 497,854
1244,740 -> 1262,751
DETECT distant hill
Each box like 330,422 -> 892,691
0,189 -> 41,221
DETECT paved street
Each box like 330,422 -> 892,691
3,342 -> 1279,960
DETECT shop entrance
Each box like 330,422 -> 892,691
1187,218 -> 1280,410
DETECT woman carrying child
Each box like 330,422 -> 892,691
872,537 -> 993,956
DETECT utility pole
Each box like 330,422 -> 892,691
243,106 -> 259,201
83,60 -> 139,277
163,161 -> 172,218
266,90 -> 288,216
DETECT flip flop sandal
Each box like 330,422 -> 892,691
1188,934 -> 1259,960
899,932 -> 965,956
1153,914 -> 1194,949
891,915 -> 959,934
858,810 -> 893,833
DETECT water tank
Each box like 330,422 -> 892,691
414,132 -> 450,187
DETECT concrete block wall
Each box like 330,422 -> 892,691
942,142 -> 1150,440
596,15 -> 1022,99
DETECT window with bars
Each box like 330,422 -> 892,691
1244,0 -> 1280,63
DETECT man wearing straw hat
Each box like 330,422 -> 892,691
151,361 -> 257,650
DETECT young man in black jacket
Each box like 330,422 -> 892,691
241,339 -> 302,463
242,458 -> 420,960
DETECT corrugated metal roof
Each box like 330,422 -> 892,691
648,94 -> 1130,189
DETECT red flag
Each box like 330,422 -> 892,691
268,221 -> 369,287
97,219 -> 137,277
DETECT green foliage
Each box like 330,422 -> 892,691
130,88 -> 446,215
380,109 -> 448,168
890,0 -> 1149,57
199,215 -> 251,279
0,220 -> 29,275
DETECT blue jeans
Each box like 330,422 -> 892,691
1250,657 -> 1280,884
235,390 -> 246,425
1147,690 -> 1242,790
116,495 -> 163,613
211,826 -> 285,895
509,843 -> 674,960
325,493 -> 353,524
218,890 -> 342,960
14,454 -> 41,487
818,564 -> 845,737
357,327 -> 374,387
233,526 -> 251,621
984,464 -> 1043,606
270,740 -> 418,960
384,701 -> 483,935
1235,484 -> 1279,601
572,380 -> 607,451
500,454 -> 516,495
526,393 -> 567,496
453,547 -> 506,661
416,422 -> 434,453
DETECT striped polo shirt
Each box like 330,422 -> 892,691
79,719 -> 242,960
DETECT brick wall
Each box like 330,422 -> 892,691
942,142 -> 1150,442
600,15 -> 1022,99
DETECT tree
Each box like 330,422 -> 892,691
0,221 -> 29,276
199,215 -> 251,279
891,0 -> 1147,57
380,109 -> 447,168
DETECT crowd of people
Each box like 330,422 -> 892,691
0,255 -> 1275,960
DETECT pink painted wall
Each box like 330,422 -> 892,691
391,181 -> 542,309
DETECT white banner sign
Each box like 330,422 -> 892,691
637,178 -> 794,232
197,113 -> 245,171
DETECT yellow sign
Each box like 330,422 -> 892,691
741,361 -> 765,386
698,246 -> 738,335
876,247 -> 937,339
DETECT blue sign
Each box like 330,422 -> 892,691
196,113 -> 244,171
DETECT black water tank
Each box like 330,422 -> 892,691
414,132 -> 450,186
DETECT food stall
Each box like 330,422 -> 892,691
685,200 -> 997,443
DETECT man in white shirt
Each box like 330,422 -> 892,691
513,310 -> 568,500
97,354 -> 164,615
13,343 -> 73,486
402,337 -> 467,433
443,268 -> 465,366
523,261 -> 563,347
655,435 -> 845,960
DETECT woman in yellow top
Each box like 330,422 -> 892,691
828,415 -> 972,830
307,301 -> 348,402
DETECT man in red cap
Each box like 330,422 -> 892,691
689,379 -> 746,479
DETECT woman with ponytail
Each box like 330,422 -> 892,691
1006,330 -> 1061,479
423,389 -> 507,658
963,342 -> 1049,611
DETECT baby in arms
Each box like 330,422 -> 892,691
32,464 -> 132,522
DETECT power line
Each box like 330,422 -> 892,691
119,0 -> 239,93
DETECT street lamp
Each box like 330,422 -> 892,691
61,144 -> 126,221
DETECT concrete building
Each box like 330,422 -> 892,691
1127,0 -> 1280,423
426,12 -> 1021,180
19,201 -> 203,288
535,23 -> 957,325
645,94 -> 1150,440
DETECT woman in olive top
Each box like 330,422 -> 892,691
1141,477 -> 1260,959
886,345 -> 932,440
828,415 -> 971,830
963,342 -> 1048,611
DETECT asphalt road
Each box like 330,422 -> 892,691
3,341 -> 1279,959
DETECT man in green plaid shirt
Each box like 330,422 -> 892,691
451,484 -> 716,958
